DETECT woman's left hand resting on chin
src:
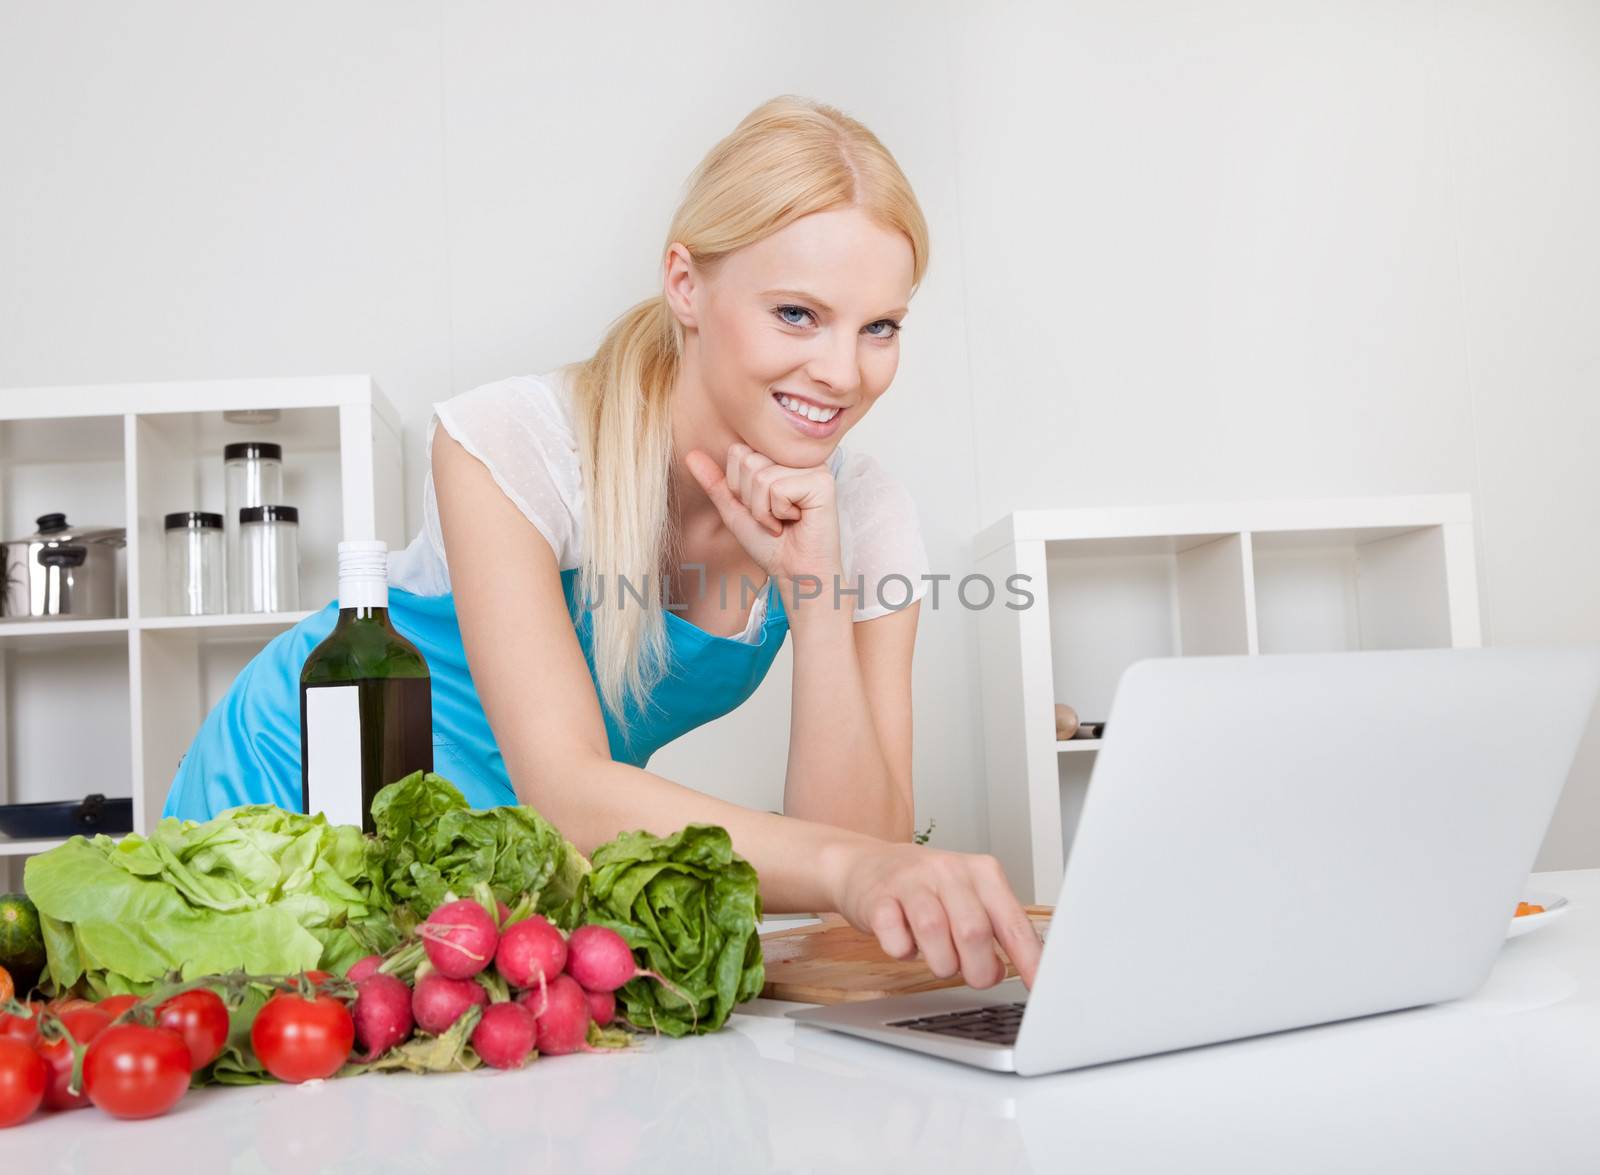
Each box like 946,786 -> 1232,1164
684,443 -> 845,613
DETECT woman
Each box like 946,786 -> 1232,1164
164,95 -> 1041,991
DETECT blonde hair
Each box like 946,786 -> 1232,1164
570,94 -> 931,746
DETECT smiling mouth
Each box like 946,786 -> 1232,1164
773,391 -> 842,424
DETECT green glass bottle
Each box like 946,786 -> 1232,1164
300,540 -> 432,833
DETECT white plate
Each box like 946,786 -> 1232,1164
1506,890 -> 1569,939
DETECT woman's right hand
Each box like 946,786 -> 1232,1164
823,840 -> 1045,990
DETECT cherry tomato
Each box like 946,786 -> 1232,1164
0,1037 -> 47,1128
97,994 -> 140,1020
39,1005 -> 112,1111
0,1002 -> 44,1049
83,1025 -> 192,1120
155,989 -> 230,1070
251,992 -> 354,1084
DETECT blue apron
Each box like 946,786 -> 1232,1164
162,569 -> 788,819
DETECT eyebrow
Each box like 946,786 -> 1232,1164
761,288 -> 908,320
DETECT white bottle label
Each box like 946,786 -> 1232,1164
304,685 -> 365,827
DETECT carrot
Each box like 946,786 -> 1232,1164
0,964 -> 11,1005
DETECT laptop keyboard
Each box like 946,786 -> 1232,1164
886,1001 -> 1027,1046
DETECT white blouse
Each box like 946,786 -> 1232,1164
389,366 -> 932,642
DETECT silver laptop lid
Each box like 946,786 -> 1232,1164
1015,645 -> 1600,1075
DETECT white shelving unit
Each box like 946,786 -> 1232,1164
0,376 -> 404,882
974,494 -> 1482,904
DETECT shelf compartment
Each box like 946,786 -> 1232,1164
133,410 -> 343,621
0,415 -> 130,627
1250,525 -> 1454,654
1,639 -> 131,808
134,620 -> 317,828
1043,532 -> 1251,723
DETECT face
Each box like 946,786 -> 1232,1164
665,205 -> 914,466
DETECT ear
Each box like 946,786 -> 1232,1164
663,242 -> 700,329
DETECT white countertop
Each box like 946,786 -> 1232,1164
10,869 -> 1598,1174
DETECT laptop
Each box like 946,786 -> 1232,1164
787,645 -> 1600,1076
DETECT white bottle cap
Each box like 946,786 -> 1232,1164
338,539 -> 389,610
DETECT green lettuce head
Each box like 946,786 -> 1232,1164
23,805 -> 383,996
579,824 -> 764,1036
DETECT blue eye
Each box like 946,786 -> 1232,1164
773,305 -> 902,339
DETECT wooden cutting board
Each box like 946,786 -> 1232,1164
759,906 -> 1053,1004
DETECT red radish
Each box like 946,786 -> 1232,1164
497,900 -> 512,926
584,987 -> 616,1028
527,975 -> 591,1056
418,899 -> 500,979
470,1003 -> 537,1070
565,924 -> 642,992
515,973 -> 550,1020
411,973 -> 488,1036
352,974 -> 414,1061
346,955 -> 384,984
565,924 -> 700,1030
564,926 -> 651,992
494,915 -> 568,991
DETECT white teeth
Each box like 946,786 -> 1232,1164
778,394 -> 839,423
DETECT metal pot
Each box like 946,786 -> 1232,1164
1,512 -> 127,620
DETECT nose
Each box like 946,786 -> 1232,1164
804,327 -> 862,398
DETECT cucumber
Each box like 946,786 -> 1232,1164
0,892 -> 45,992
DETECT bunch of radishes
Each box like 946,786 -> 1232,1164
347,897 -> 684,1071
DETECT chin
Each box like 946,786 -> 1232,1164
762,427 -> 835,465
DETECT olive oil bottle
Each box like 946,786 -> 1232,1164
300,540 -> 432,832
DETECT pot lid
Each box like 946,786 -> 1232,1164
8,512 -> 127,548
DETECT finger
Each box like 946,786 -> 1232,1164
685,450 -> 769,550
724,443 -> 749,507
900,889 -> 961,980
766,473 -> 816,524
728,444 -> 772,509
971,857 -> 1044,990
867,898 -> 917,962
743,467 -> 781,536
686,449 -> 739,511
936,873 -> 1008,989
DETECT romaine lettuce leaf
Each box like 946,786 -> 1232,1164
578,824 -> 764,1036
369,772 -> 590,927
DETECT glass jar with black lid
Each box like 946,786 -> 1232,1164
164,511 -> 224,616
239,504 -> 300,613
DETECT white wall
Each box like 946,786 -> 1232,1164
2,1 -> 1595,867
944,0 -> 1600,869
